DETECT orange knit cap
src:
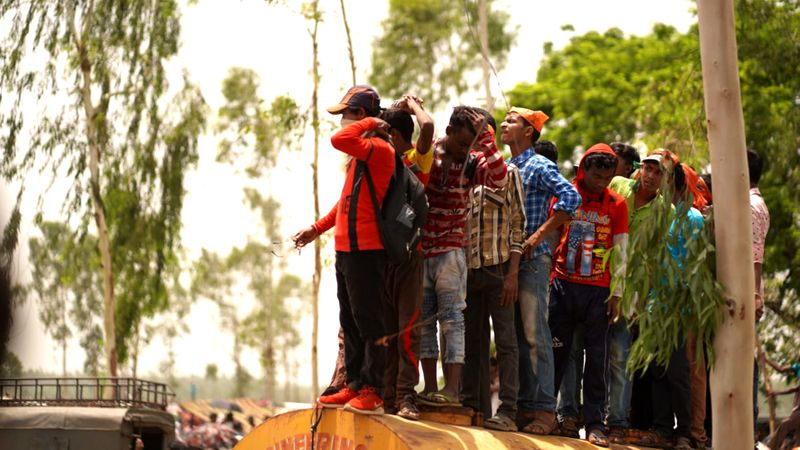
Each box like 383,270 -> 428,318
509,107 -> 549,132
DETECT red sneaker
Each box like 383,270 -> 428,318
318,387 -> 357,408
343,386 -> 384,415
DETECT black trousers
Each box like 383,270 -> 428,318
549,278 -> 610,431
382,250 -> 423,409
462,263 -> 519,419
651,340 -> 691,439
335,250 -> 388,391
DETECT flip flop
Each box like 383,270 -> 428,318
416,391 -> 461,407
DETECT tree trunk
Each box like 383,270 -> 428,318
70,3 -> 117,379
61,338 -> 67,377
233,315 -> 245,397
478,0 -> 492,111
309,0 -> 322,401
265,343 -> 276,402
132,321 -> 140,379
697,1 -> 756,448
61,293 -> 67,377
283,347 -> 291,402
339,0 -> 356,85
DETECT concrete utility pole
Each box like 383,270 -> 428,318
697,0 -> 756,448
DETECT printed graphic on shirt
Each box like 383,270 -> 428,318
562,212 -> 611,281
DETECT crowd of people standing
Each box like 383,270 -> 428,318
292,84 -> 772,449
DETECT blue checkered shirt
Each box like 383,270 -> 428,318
510,147 -> 581,257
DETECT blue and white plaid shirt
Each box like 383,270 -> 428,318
510,147 -> 581,257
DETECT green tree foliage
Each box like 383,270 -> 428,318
734,2 -> 800,362
205,363 -> 218,381
0,255 -> 15,370
0,1 -> 208,376
0,351 -> 23,378
611,193 -> 724,373
191,235 -> 306,400
27,221 -> 103,376
507,0 -> 800,366
369,0 -> 514,108
216,67 -> 303,178
188,67 -> 307,399
506,25 -> 705,163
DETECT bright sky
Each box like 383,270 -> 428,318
4,0 -> 695,394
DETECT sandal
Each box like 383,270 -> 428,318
397,399 -> 420,421
484,414 -> 518,432
608,426 -> 628,445
674,436 -> 692,450
521,410 -> 558,435
587,428 -> 610,447
416,391 -> 461,407
629,429 -> 672,449
557,416 -> 580,439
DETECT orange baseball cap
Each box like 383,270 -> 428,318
327,85 -> 382,116
509,107 -> 549,132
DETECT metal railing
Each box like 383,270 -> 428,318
0,378 -> 175,410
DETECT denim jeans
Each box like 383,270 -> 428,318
421,249 -> 467,364
607,317 -> 633,428
557,326 -> 584,419
516,254 -> 556,412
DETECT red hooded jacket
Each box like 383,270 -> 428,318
552,144 -> 629,288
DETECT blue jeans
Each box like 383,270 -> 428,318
516,254 -> 556,412
420,249 -> 467,364
607,317 -> 633,428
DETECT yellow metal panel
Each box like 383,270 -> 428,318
235,408 -> 653,450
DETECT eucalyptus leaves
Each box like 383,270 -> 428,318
610,179 -> 724,374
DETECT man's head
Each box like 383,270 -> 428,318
747,148 -> 763,187
533,140 -> 558,163
579,144 -> 618,194
610,142 -> 640,178
672,162 -> 687,204
381,107 -> 414,148
327,85 -> 382,125
500,106 -> 548,149
639,153 -> 666,196
444,106 -> 480,161
638,149 -> 677,196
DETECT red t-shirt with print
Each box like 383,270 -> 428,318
552,184 -> 628,288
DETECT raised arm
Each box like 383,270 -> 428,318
406,96 -> 434,155
523,164 -> 581,256
330,117 -> 391,160
472,127 -> 508,188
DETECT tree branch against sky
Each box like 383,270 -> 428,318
369,0 -> 514,109
0,0 -> 208,376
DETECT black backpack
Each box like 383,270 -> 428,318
356,143 -> 429,264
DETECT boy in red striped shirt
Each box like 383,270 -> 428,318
418,106 -> 508,407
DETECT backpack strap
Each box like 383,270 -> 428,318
349,161 -> 365,252
359,142 -> 386,246
349,142 -> 376,252
362,161 -> 383,229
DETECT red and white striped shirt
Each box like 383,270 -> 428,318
421,129 -> 508,257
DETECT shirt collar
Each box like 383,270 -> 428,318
510,147 -> 536,165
